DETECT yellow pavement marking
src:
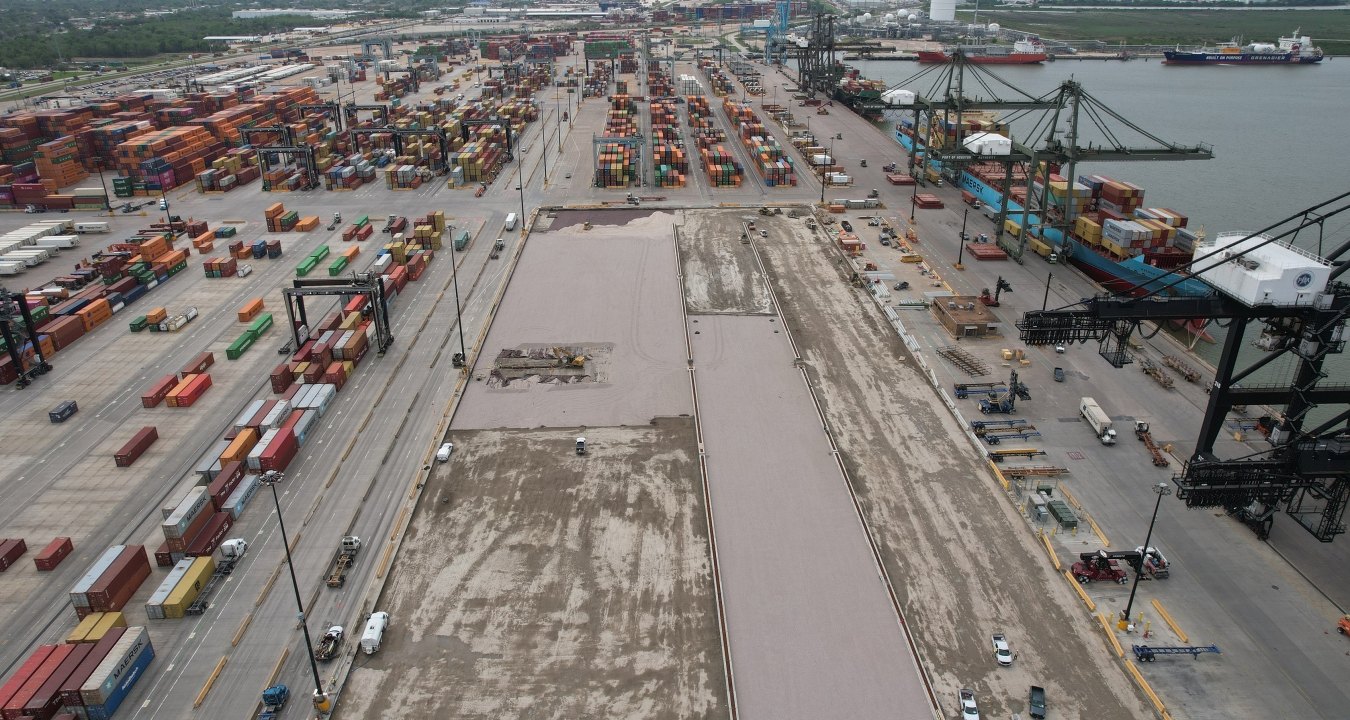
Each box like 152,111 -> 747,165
1064,571 -> 1096,611
1151,598 -> 1189,643
194,657 -> 227,708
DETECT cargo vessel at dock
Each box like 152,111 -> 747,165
917,38 -> 1048,65
895,125 -> 1212,299
1163,30 -> 1323,65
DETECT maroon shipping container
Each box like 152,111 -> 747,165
180,351 -> 215,376
140,374 -> 179,408
281,383 -> 301,402
105,277 -> 138,295
22,643 -> 92,719
153,541 -> 174,568
114,426 -> 158,467
84,546 -> 150,613
207,461 -> 245,511
302,363 -> 324,384
43,316 -> 85,351
245,400 -> 277,431
0,646 -> 55,714
3,644 -> 73,720
292,340 -> 315,363
279,409 -> 305,433
186,512 -> 234,557
258,429 -> 299,473
0,539 -> 27,572
270,363 -> 295,394
58,628 -> 124,709
174,372 -> 213,407
34,537 -> 73,571
311,342 -> 333,368
165,503 -> 213,553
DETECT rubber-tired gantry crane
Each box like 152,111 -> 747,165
1017,193 -> 1350,542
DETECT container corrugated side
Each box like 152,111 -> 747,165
221,474 -> 261,520
3,644 -> 73,720
161,556 -> 216,619
21,642 -> 92,718
145,559 -> 193,620
79,626 -> 150,707
66,614 -> 101,644
0,646 -> 56,712
88,612 -> 128,642
247,428 -> 281,471
58,628 -> 125,708
70,547 -> 126,609
161,487 -> 210,540
232,399 -> 265,430
81,637 -> 153,720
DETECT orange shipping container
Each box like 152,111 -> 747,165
340,246 -> 359,261
165,374 -> 197,408
238,298 -> 264,322
264,203 -> 285,219
220,427 -> 259,464
145,307 -> 167,324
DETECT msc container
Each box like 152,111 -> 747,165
79,626 -> 154,713
113,426 -> 158,467
22,642 -> 93,719
0,538 -> 27,571
0,646 -> 56,717
360,612 -> 389,654
185,512 -> 234,557
162,487 -> 211,541
140,374 -> 179,408
70,547 -> 126,609
145,559 -> 192,620
57,627 -> 124,709
84,546 -> 150,613
34,536 -> 73,571
161,556 -> 216,619
3,644 -> 74,720
221,474 -> 261,520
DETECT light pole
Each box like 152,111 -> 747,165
1120,482 -> 1172,631
259,471 -> 331,713
909,178 -> 919,223
447,224 -> 467,368
515,183 -> 527,238
956,206 -> 968,270
92,158 -> 110,212
820,138 -> 834,205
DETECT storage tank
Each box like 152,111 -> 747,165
988,22 -> 1000,35
930,0 -> 957,23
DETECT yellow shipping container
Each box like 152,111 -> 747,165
162,555 -> 217,619
221,427 -> 259,464
1028,237 -> 1053,258
67,613 -> 101,643
1004,219 -> 1022,237
88,611 -> 127,641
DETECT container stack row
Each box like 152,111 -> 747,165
0,623 -> 154,720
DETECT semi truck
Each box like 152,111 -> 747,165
326,535 -> 362,587
258,684 -> 288,720
186,538 -> 248,615
1080,397 -> 1117,445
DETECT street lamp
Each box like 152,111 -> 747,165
955,206 -> 968,270
819,138 -> 834,205
447,224 -> 467,368
1120,482 -> 1173,631
909,178 -> 919,223
515,184 -> 527,238
259,471 -> 331,713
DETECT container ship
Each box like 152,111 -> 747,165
895,120 -> 1212,299
833,69 -> 887,121
917,38 -> 1048,65
1163,30 -> 1323,65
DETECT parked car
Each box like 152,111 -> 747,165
841,220 -> 853,232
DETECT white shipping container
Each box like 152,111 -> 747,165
162,487 -> 211,540
145,559 -> 194,620
234,400 -> 266,431
247,428 -> 281,471
221,474 -> 261,520
34,235 -> 80,249
0,261 -> 23,276
74,221 -> 112,233
70,546 -> 127,608
80,625 -> 151,706
260,400 -> 292,431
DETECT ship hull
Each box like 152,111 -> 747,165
1162,51 -> 1323,65
917,51 -> 1047,64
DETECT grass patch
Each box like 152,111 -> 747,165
961,9 -> 1350,54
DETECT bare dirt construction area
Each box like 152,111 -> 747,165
752,217 -> 1154,720
676,210 -> 773,314
337,421 -> 725,720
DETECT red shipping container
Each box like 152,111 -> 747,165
280,409 -> 305,433
311,342 -> 332,367
43,316 -> 85,351
59,628 -> 125,708
302,363 -> 324,384
180,351 -> 215,376
174,372 -> 213,407
84,546 -> 150,613
323,361 -> 346,391
343,295 -> 368,314
140,374 -> 179,408
3,644 -> 73,720
223,426 -> 239,441
281,383 -> 301,402
186,512 -> 234,557
153,541 -> 174,568
357,224 -> 373,240
207,461 -> 245,511
270,363 -> 295,394
258,429 -> 299,473
0,539 -> 26,572
292,340 -> 315,363
34,537 -> 73,571
114,426 -> 158,467
246,399 -> 277,430
165,503 -> 213,553
0,646 -> 55,712
22,643 -> 92,719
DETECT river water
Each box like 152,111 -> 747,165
854,57 -> 1350,399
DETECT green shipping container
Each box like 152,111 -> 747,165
129,316 -> 148,332
309,245 -> 330,262
354,215 -> 370,229
328,257 -> 349,275
226,330 -> 257,360
248,313 -> 274,335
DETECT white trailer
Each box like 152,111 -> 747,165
1080,397 -> 1117,445
74,221 -> 111,234
2,250 -> 50,266
34,235 -> 79,250
0,261 -> 24,275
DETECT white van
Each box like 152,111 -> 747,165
436,442 -> 454,462
504,213 -> 517,231
361,611 -> 389,655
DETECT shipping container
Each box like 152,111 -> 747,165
220,427 -> 259,464
22,642 -> 92,719
67,613 -> 101,644
194,440 -> 231,483
83,546 -> 150,613
88,612 -> 128,643
232,400 -> 265,431
140,374 -> 179,408
70,547 -> 126,609
258,428 -> 299,472
58,628 -> 124,709
0,646 -> 56,715
162,487 -> 210,541
0,539 -> 27,571
185,512 -> 233,557
34,536 -> 73,571
180,351 -> 214,376
207,461 -> 245,510
152,542 -> 175,568
79,626 -> 153,713
161,556 -> 215,619
221,474 -> 261,520
113,426 -> 158,467
3,644 -> 74,720
145,559 -> 192,620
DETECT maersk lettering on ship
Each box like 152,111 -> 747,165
1163,30 -> 1323,66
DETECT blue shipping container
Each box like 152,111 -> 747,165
122,284 -> 148,304
84,640 -> 155,720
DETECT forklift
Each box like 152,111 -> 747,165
979,276 -> 1012,307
